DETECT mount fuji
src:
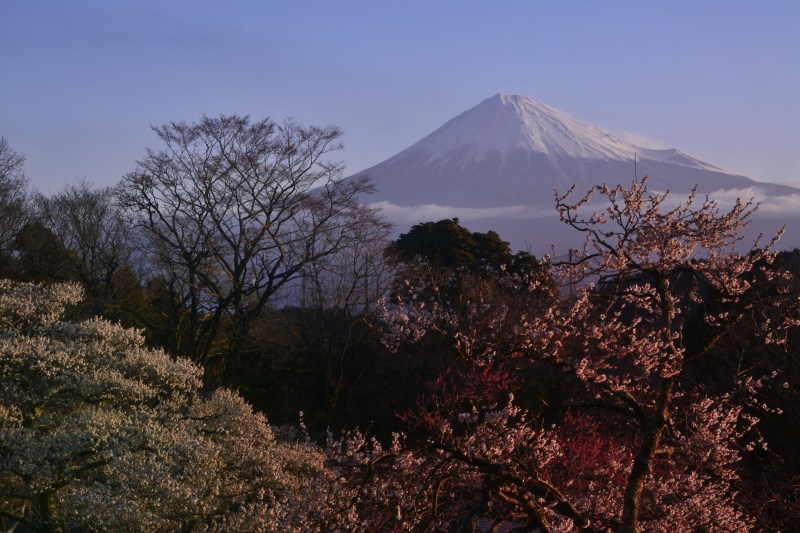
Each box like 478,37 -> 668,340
352,94 -> 800,252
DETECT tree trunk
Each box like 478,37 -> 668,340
619,377 -> 673,533
620,275 -> 677,532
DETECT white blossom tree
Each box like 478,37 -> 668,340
0,280 -> 354,532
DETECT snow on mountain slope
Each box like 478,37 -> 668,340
412,93 -> 635,161
354,94 -> 800,208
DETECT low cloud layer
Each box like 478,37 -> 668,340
372,187 -> 800,225
369,201 -> 557,224
371,186 -> 800,254
706,188 -> 800,216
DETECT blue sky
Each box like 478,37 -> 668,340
2,0 -> 799,192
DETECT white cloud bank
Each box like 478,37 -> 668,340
370,187 -> 800,254
372,188 -> 800,225
705,188 -> 800,216
368,201 -> 557,224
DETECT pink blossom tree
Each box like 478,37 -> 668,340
365,178 -> 798,532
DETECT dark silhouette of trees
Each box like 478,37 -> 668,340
297,218 -> 393,411
36,180 -> 131,298
6,222 -> 75,283
386,217 -> 540,275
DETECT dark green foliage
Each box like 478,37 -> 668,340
387,218 -> 555,306
226,306 -> 444,439
386,218 -> 480,269
5,222 -> 76,283
386,217 -> 542,275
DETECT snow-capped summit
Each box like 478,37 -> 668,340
354,94 -> 798,208
416,93 -> 635,162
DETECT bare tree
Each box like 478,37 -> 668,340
37,180 -> 131,296
0,137 -> 29,254
298,216 -> 393,410
117,115 -> 385,376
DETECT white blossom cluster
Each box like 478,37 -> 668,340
0,281 -> 353,532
